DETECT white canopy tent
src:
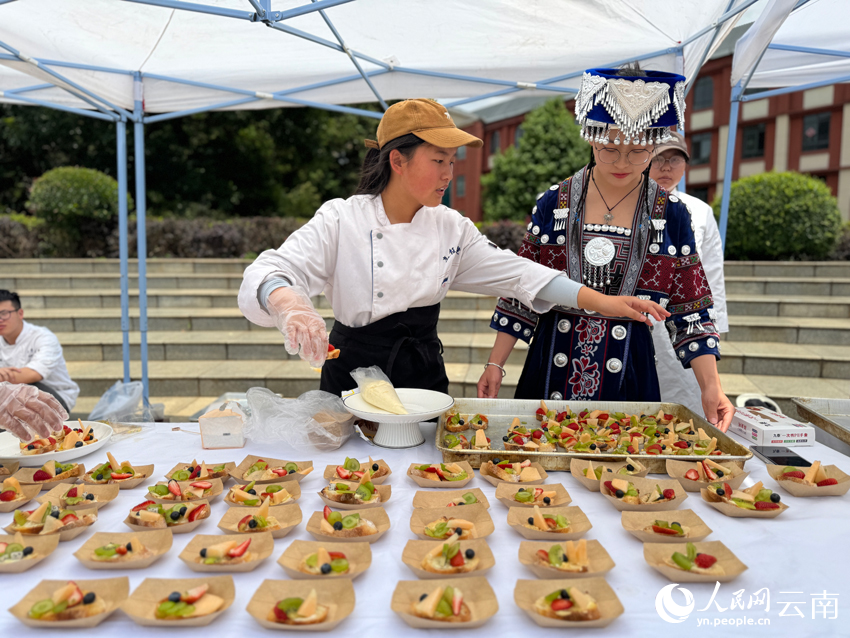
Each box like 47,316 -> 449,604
719,0 -> 850,245
0,0 -> 753,402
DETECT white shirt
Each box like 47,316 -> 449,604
0,321 -> 79,410
652,189 -> 728,415
239,194 -> 567,329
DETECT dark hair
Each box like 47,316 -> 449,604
355,134 -> 425,196
614,61 -> 644,77
0,290 -> 21,311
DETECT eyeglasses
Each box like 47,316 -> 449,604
596,147 -> 651,165
0,310 -> 19,321
651,156 -> 687,169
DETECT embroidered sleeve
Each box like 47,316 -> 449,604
664,201 -> 720,368
488,191 -> 554,343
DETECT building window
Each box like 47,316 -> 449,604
692,76 -> 714,111
687,187 -> 709,203
455,175 -> 466,198
742,123 -> 766,159
690,132 -> 712,165
514,126 -> 524,146
802,112 -> 830,151
456,145 -> 467,161
489,131 -> 500,155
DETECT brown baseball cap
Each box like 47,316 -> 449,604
365,98 -> 483,150
653,130 -> 689,160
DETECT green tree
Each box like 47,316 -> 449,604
712,171 -> 841,260
482,98 -> 587,221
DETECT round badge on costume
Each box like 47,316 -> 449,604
549,184 -> 559,191
584,236 -> 615,266
553,353 -> 568,368
612,325 -> 627,340
549,392 -> 563,401
707,337 -> 717,348
669,195 -> 679,203
649,244 -> 660,254
678,349 -> 685,359
606,358 -> 623,373
513,322 -> 522,332
532,225 -> 540,235
557,235 -> 565,245
523,328 -> 532,338
541,234 -> 549,244
499,317 -> 508,327
682,245 -> 691,255
689,342 -> 699,352
667,245 -> 677,256
557,319 -> 571,333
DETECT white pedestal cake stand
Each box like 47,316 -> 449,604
342,389 -> 454,449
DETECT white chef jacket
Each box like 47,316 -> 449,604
239,194 -> 569,329
0,321 -> 80,410
652,189 -> 728,415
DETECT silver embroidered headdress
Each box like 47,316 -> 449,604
574,68 -> 686,146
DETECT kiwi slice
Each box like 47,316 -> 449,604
341,514 -> 360,529
462,492 -> 477,504
29,599 -> 54,618
343,458 -> 360,472
305,553 -> 318,567
330,558 -> 349,573
265,485 -> 282,494
285,462 -> 298,474
277,598 -> 303,614
172,470 -> 190,481
355,485 -> 374,501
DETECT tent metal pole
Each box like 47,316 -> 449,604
741,73 -> 850,102
308,2 -> 388,110
267,22 -> 391,69
685,0 -> 736,96
116,119 -> 131,384
132,74 -> 150,405
144,97 -> 260,124
767,43 -> 850,59
5,83 -> 55,94
393,66 -> 577,93
123,0 -> 354,22
0,53 -> 133,76
719,87 -> 742,249
679,0 -> 762,48
0,91 -> 117,120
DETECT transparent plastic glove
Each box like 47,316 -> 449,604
0,382 -> 68,441
267,286 -> 329,369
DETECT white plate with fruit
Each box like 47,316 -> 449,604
0,421 -> 113,467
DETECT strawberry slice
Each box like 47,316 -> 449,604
783,470 -> 805,480
662,489 -> 676,500
652,525 -> 681,535
132,500 -> 157,512
694,553 -> 717,569
434,466 -> 446,480
271,468 -> 288,477
544,518 -> 557,529
531,430 -> 543,440
189,466 -> 201,479
323,505 -> 333,521
710,450 -> 724,456
551,598 -> 573,611
422,466 -> 439,473
535,408 -> 546,417
273,606 -> 288,622
684,469 -> 700,481
187,504 -> 208,522
184,584 -> 209,604
754,501 -> 780,510
817,478 -> 838,487
520,460 -> 532,468
33,470 -> 52,482
336,467 -> 352,480
47,437 -> 57,445
66,487 -> 79,498
237,514 -> 252,530
0,490 -> 17,502
645,444 -> 663,455
352,471 -> 365,479
116,545 -> 128,555
111,473 -> 133,480
536,549 -> 550,562
167,480 -> 182,497
63,425 -> 72,435
61,513 -> 78,524
565,423 -> 580,432
673,441 -> 689,449
627,446 -> 637,454
701,461 -> 717,481
328,551 -> 346,560
723,482 -> 732,497
228,539 -> 252,558
449,552 -> 465,567
190,481 -> 212,490
603,481 -> 615,493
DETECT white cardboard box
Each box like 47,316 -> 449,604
198,401 -> 247,449
730,407 -> 815,447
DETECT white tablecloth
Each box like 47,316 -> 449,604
1,421 -> 848,635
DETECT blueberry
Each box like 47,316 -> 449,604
664,428 -> 670,434
615,489 -> 624,498
248,519 -> 258,528
589,444 -> 597,450
465,549 -> 475,559
626,464 -> 634,471
372,463 -> 379,471
543,496 -> 551,504
560,589 -> 570,599
247,489 -> 256,495
458,419 -> 464,425
22,546 -> 33,556
456,502 -> 464,506
180,506 -> 187,515
770,493 -> 781,503
492,458 -> 501,464
320,563 -> 332,574
419,593 -> 428,602
333,521 -> 343,531
126,543 -> 133,552
661,445 -> 667,450
518,488 -> 525,492
85,493 -> 94,500
95,474 -> 103,481
716,470 -> 724,478
50,511 -> 59,519
502,436 -> 509,442
75,441 -> 83,448
527,517 -> 534,525
170,511 -> 180,520
454,527 -> 462,536
168,592 -> 181,603
188,466 -> 194,472
716,487 -> 725,496
82,592 -> 96,605
200,548 -> 207,558
27,444 -> 34,450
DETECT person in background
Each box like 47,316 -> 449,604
649,132 -> 728,417
0,381 -> 68,441
0,290 -> 79,413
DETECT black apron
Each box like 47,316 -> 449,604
320,303 -> 449,398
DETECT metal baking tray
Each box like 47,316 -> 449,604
436,398 -> 752,474
793,397 -> 850,447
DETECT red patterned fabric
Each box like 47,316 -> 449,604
669,262 -> 712,306
637,255 -> 675,293
541,245 -> 567,271
517,237 -> 541,264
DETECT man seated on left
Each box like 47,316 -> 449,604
0,290 -> 79,413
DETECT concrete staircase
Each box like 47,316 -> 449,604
3,259 -> 850,421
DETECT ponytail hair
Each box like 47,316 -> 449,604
354,134 -> 425,196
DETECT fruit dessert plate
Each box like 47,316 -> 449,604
324,457 -> 392,485
306,506 -> 390,543
0,531 -> 59,573
409,504 -> 494,541
39,483 -> 119,511
225,479 -> 299,507
644,540 -> 748,583
13,460 -> 84,490
402,536 -> 495,579
620,509 -> 712,543
124,499 -> 210,533
569,458 -> 648,492
767,461 -> 850,497
495,483 -> 571,508
0,476 -> 40,513
278,540 -> 372,581
599,475 -> 687,511
120,577 -> 234,627
10,578 -> 128,628
179,533 -> 273,573
518,539 -> 615,579
233,455 -> 313,484
165,460 -> 234,482
82,453 -> 151,489
74,530 -> 172,570
701,481 -> 789,518
507,505 -> 592,541
392,578 -> 498,629
0,421 -> 111,466
479,459 -> 547,486
666,458 -> 748,492
407,461 -> 473,488
319,469 -> 391,509
217,498 -> 301,539
146,477 -> 223,503
246,578 -> 355,631
412,488 -> 490,509
5,500 -> 96,541
514,578 -> 623,628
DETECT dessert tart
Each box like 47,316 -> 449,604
85,453 -> 145,485
0,532 -> 37,565
299,547 -> 350,575
242,459 -> 312,482
423,517 -> 475,540
228,481 -> 293,506
0,477 -> 29,506
468,414 -> 489,430
170,460 -> 229,481
776,461 -> 837,487
58,485 -> 100,508
410,463 -> 468,483
644,519 -> 690,538
603,479 -> 676,505
196,538 -> 254,566
482,459 -> 541,483
128,500 -> 209,529
443,433 -> 469,451
513,487 -> 557,507
522,505 -> 571,534
147,479 -> 215,502
705,481 -> 782,511
471,429 -> 491,450
332,457 -> 389,481
269,589 -> 328,625
410,585 -> 471,623
682,459 -> 740,483
155,584 -> 224,620
664,542 -> 724,576
27,581 -> 107,620
235,497 -> 281,533
444,411 -> 468,433
318,507 -> 377,538
29,460 -> 82,484
419,533 -> 479,574
321,470 -> 381,506
535,540 -> 589,573
92,536 -> 153,563
533,587 -> 601,621
445,492 -> 480,507
9,501 -> 95,535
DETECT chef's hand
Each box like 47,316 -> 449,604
477,365 -> 503,398
577,288 -> 670,324
267,286 -> 329,369
701,384 -> 734,433
0,367 -> 21,383
0,382 -> 68,441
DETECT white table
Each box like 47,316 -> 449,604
1,421 -> 848,635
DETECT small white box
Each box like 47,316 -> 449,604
198,401 -> 247,449
730,407 -> 815,447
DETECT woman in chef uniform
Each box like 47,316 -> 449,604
238,99 -> 667,397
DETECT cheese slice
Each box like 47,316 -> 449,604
743,481 -> 763,497
804,461 -> 821,485
511,417 -> 522,429
270,490 -> 290,505
444,463 -> 463,475
414,587 -> 443,617
61,431 -> 81,450
815,464 -> 828,484
568,587 -> 594,611
256,496 -> 271,519
705,438 -> 718,454
42,460 -> 56,478
532,505 -> 548,530
523,440 -> 539,450
697,428 -> 709,441
586,460 -> 595,478
107,452 -> 120,472
199,462 -> 209,478
624,456 -> 645,472
189,594 -> 224,618
82,425 -> 93,441
27,501 -> 50,522
519,466 -> 541,482
297,589 -> 318,617
540,400 -> 548,413
704,459 -> 728,471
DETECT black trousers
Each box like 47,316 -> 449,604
28,381 -> 70,413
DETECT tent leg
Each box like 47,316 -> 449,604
116,120 -> 131,383
133,75 -> 150,406
719,96 -> 741,250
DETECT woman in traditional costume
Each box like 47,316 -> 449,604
478,67 -> 733,431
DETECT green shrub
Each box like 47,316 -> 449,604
482,220 -> 526,253
713,171 -> 841,260
0,213 -> 43,258
831,222 -> 850,261
26,166 -> 133,257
